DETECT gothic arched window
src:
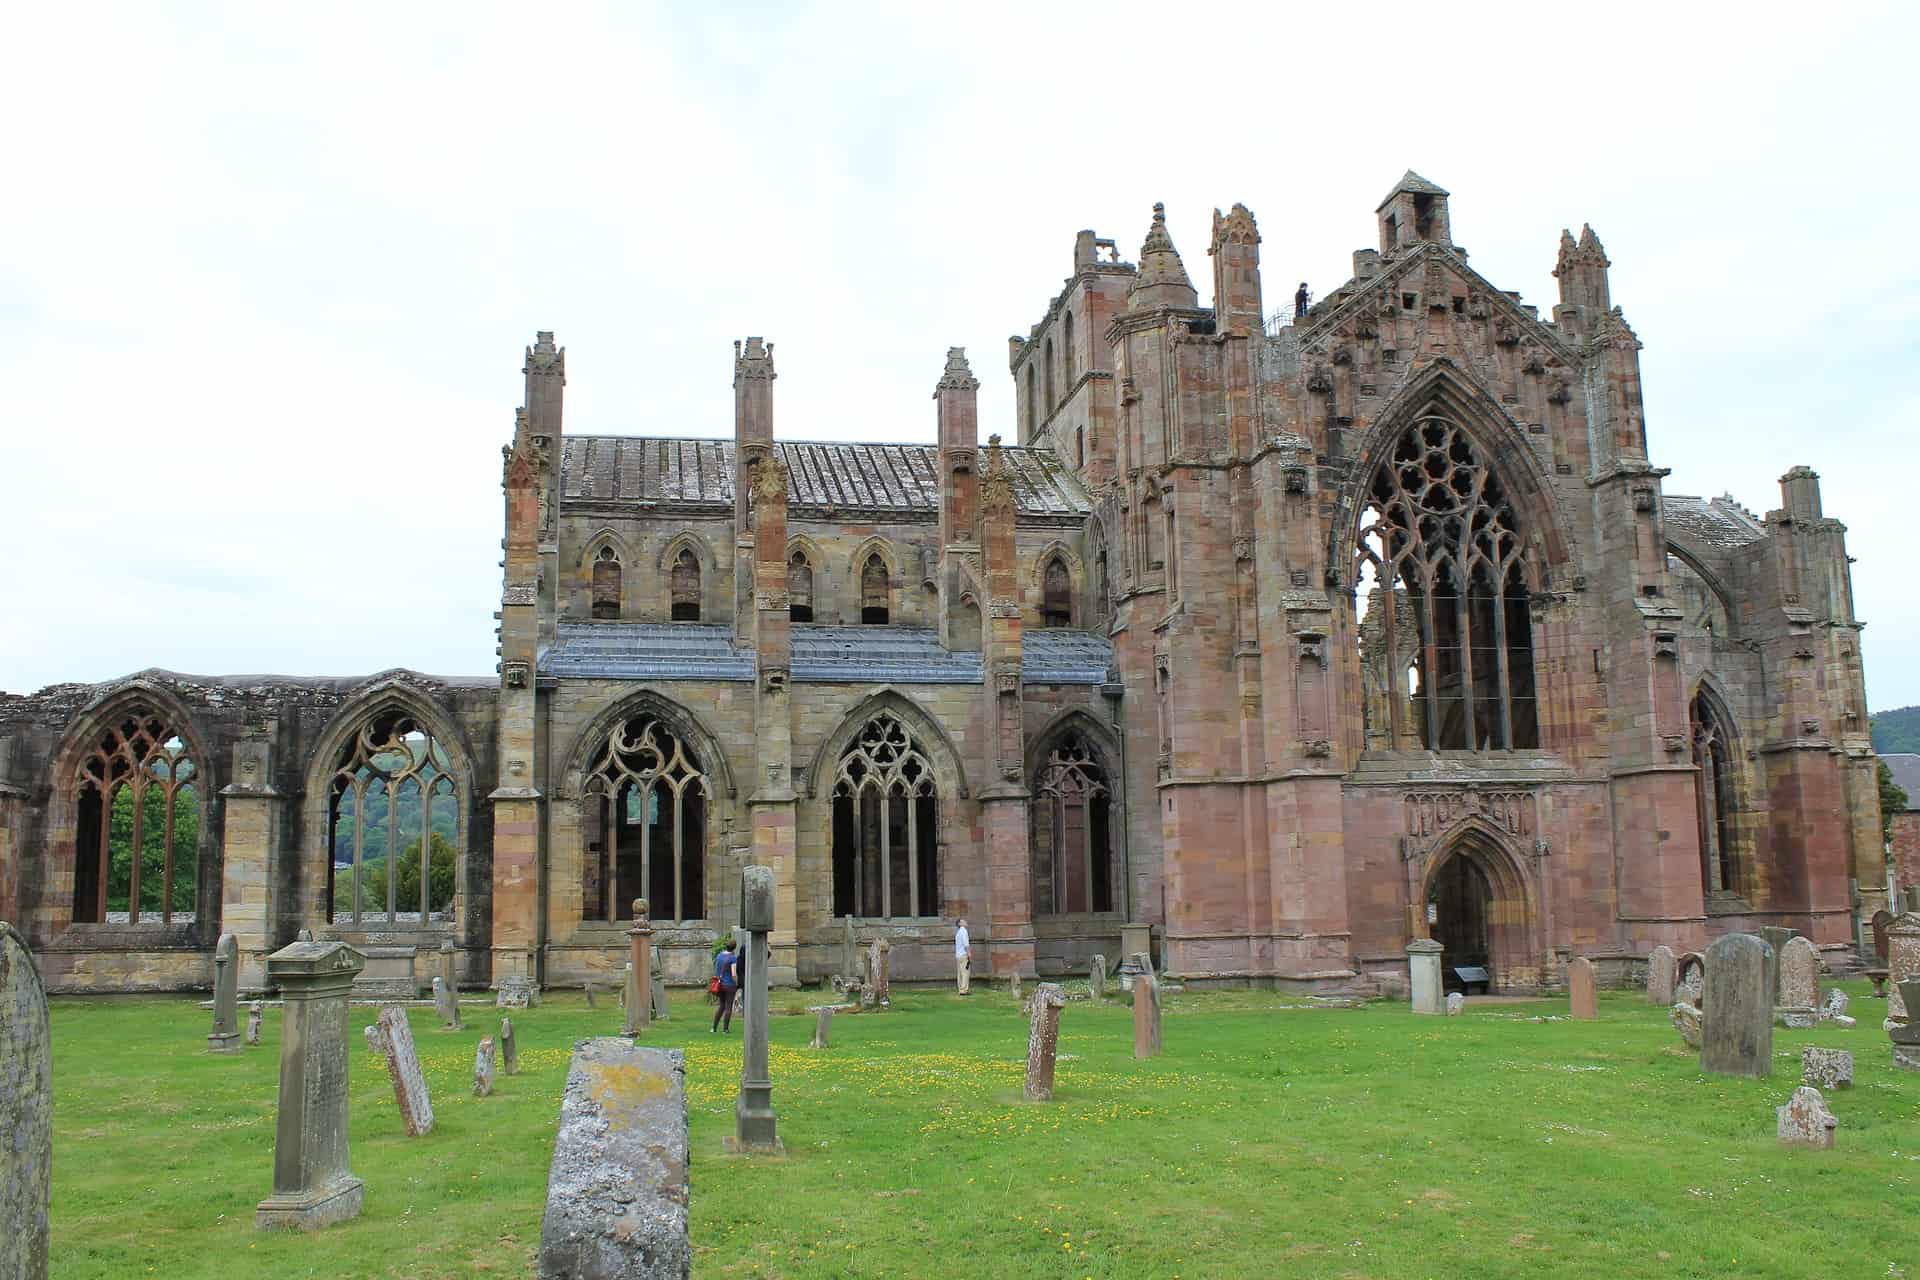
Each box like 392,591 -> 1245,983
831,712 -> 939,918
1042,556 -> 1073,628
1031,732 -> 1114,914
71,709 -> 199,924
670,548 -> 701,621
1692,691 -> 1738,896
592,546 -> 621,620
861,554 -> 891,625
1355,417 -> 1538,751
1063,310 -> 1076,381
581,714 -> 708,923
1025,364 -> 1037,437
327,712 -> 460,927
1044,337 -> 1056,413
789,552 -> 814,623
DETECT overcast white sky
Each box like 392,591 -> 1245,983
3,3 -> 1916,712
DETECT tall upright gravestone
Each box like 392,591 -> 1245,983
1024,982 -> 1068,1102
1407,938 -> 1443,1014
1646,945 -> 1676,1006
625,900 -> 652,1036
258,939 -> 367,1229
1,923 -> 52,1280
1701,933 -> 1771,1078
1567,956 -> 1598,1020
1133,972 -> 1162,1059
364,1005 -> 434,1137
209,932 -> 241,1053
730,865 -> 781,1154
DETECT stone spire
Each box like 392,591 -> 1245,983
1128,203 -> 1198,311
1555,224 -> 1612,316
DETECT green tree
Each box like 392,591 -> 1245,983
106,785 -> 199,915
339,832 -> 456,918
1880,758 -> 1910,844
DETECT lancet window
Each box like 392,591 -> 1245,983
1042,556 -> 1073,628
831,713 -> 939,918
1031,733 -> 1115,915
670,548 -> 701,621
1692,691 -> 1738,895
592,546 -> 621,619
581,715 -> 708,923
71,709 -> 199,924
789,552 -> 814,623
1355,417 -> 1538,751
327,712 -> 460,927
861,554 -> 891,624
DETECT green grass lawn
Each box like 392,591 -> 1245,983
46,982 -> 1919,1279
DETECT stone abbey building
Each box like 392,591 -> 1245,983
0,173 -> 1887,997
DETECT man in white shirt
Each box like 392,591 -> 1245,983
954,918 -> 971,995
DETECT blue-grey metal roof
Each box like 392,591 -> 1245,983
791,627 -> 982,683
1021,629 -> 1114,684
539,623 -> 755,681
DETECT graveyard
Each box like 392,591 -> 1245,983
37,977 -> 1919,1279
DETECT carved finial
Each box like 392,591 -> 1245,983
981,435 -> 1014,514
632,898 -> 649,922
1210,202 -> 1261,250
936,345 -> 980,393
750,453 -> 789,503
524,331 -> 563,378
1130,203 -> 1197,310
1577,223 -> 1609,266
734,335 -> 776,383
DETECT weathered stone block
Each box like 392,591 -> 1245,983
1,923 -> 51,1280
1776,1086 -> 1837,1149
539,1039 -> 689,1280
1801,1047 -> 1852,1090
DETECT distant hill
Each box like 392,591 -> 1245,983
1871,706 -> 1920,754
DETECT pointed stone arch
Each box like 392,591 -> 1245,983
1416,819 -> 1539,992
656,531 -> 716,622
1026,708 -> 1124,917
802,688 -> 970,801
850,536 -> 898,625
786,534 -> 827,622
1664,540 -> 1740,641
42,676 -> 218,939
558,688 -> 738,806
1028,541 -> 1086,629
1689,672 -> 1751,901
301,678 -> 479,935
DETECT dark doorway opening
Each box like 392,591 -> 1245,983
1429,852 -> 1492,992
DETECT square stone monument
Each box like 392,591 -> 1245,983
257,939 -> 366,1230
1407,938 -> 1443,1014
1701,933 -> 1771,1078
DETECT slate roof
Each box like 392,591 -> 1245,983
1664,495 -> 1769,551
536,622 -> 1113,685
1882,753 -> 1920,812
1377,169 -> 1449,208
558,437 -> 1092,519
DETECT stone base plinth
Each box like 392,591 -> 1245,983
256,1177 -> 364,1230
207,1032 -> 240,1055
722,1135 -> 787,1157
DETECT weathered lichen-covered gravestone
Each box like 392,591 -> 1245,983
1132,973 -> 1161,1059
1407,938 -> 1443,1015
500,1017 -> 518,1075
1445,992 -> 1465,1016
539,1040 -> 690,1280
1870,909 -> 1894,963
1821,988 -> 1850,1023
1089,954 -> 1107,1003
257,939 -> 366,1230
433,976 -> 462,1030
1801,1046 -> 1853,1090
364,1005 -> 434,1137
1702,933 -> 1772,1078
1777,935 -> 1819,1023
1890,980 -> 1920,1072
1,922 -> 52,1280
1677,952 -> 1705,1006
1024,982 -> 1067,1101
474,1036 -> 496,1097
246,1000 -> 265,1047
870,937 -> 892,1008
1776,1086 -> 1837,1149
1887,904 -> 1920,1023
438,939 -> 457,998
1567,956 -> 1598,1020
1670,1001 -> 1702,1049
1759,926 -> 1796,1004
1646,945 -> 1676,1006
807,1006 -> 835,1049
730,865 -> 782,1154
209,932 -> 242,1053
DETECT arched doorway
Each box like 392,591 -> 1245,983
1422,832 -> 1535,992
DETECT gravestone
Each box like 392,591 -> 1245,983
1801,1046 -> 1853,1090
257,939 -> 366,1229
1133,973 -> 1162,1059
871,938 -> 892,1008
1887,907 -> 1920,1022
1646,945 -> 1676,1006
1445,992 -> 1465,1016
433,976 -> 462,1030
438,939 -> 456,996
649,945 -> 670,1022
500,1017 -> 518,1075
1089,953 -> 1107,1003
209,932 -> 241,1053
1760,926 -> 1796,1004
1009,970 -> 1022,1004
538,1040 -> 689,1280
1776,1086 -> 1837,1149
808,1005 -> 835,1049
474,1036 -> 496,1097
1777,935 -> 1819,1016
1870,909 -> 1894,962
1821,988 -> 1850,1022
1024,982 -> 1067,1101
364,1005 -> 433,1136
626,900 -> 653,1036
730,865 -> 781,1154
1407,938 -> 1443,1015
1567,956 -> 1598,1020
1701,933 -> 1772,1078
583,983 -> 599,1009
1,923 -> 52,1280
1891,980 -> 1920,1072
1670,1001 -> 1703,1049
246,1000 -> 265,1047
1676,952 -> 1705,1005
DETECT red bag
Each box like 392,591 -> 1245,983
709,977 -> 722,996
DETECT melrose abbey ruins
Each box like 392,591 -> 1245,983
0,173 -> 1886,999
